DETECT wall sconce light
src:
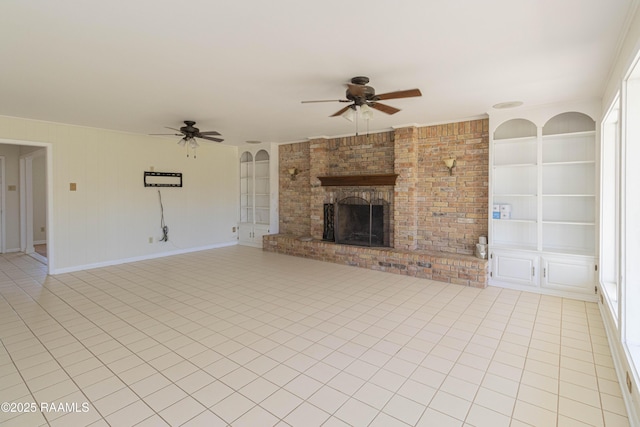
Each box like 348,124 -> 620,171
443,158 -> 456,175
288,167 -> 300,180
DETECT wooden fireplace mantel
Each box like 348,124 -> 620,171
317,174 -> 399,187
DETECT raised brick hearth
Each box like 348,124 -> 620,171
272,119 -> 489,287
264,234 -> 488,288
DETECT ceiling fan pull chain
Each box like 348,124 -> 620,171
366,116 -> 370,138
355,107 -> 359,136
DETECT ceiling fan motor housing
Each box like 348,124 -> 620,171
350,76 -> 370,85
347,76 -> 376,105
180,120 -> 199,136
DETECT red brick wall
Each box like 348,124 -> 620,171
393,126 -> 419,250
277,120 -> 489,254
416,120 -> 489,254
279,141 -> 311,236
308,132 -> 395,239
322,133 -> 395,174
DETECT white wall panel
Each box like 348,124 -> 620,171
0,115 -> 239,271
0,144 -> 20,251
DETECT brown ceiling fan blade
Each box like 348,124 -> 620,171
347,84 -> 366,97
150,133 -> 182,136
165,127 -> 182,132
330,105 -> 354,117
370,102 -> 401,115
301,99 -> 349,103
198,131 -> 221,136
198,135 -> 224,143
375,88 -> 422,100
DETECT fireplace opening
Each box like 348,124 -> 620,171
335,196 -> 389,247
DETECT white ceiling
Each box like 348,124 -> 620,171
0,0 -> 636,146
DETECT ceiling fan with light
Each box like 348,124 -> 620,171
151,120 -> 223,158
301,76 -> 422,120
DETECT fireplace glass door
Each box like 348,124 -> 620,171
335,196 -> 389,247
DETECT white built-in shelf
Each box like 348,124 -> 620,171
542,220 -> 595,226
494,135 -> 538,142
494,163 -> 537,168
542,194 -> 595,197
239,148 -> 271,239
489,111 -> 598,297
541,246 -> 595,256
542,130 -> 595,139
491,242 -> 538,252
542,160 -> 595,166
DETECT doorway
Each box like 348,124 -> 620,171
0,139 -> 52,273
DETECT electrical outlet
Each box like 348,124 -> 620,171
148,237 -> 153,244
627,371 -> 633,393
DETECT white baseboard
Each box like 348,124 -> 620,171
599,301 -> 640,425
488,281 -> 598,302
29,252 -> 47,263
50,241 -> 238,275
33,240 -> 47,245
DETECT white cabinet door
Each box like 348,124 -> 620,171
238,223 -> 270,248
541,255 -> 596,295
253,225 -> 270,246
238,223 -> 254,246
491,250 -> 539,287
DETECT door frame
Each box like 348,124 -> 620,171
0,138 -> 53,273
20,148 -> 47,256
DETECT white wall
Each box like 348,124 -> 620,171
0,144 -> 20,251
603,3 -> 640,109
0,115 -> 239,272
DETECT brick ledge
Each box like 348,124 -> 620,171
263,234 -> 488,288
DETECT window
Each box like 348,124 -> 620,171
622,57 -> 640,369
600,95 -> 620,323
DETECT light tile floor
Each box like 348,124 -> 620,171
0,246 -> 630,426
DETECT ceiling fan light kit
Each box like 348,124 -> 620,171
359,104 -> 374,120
341,105 -> 356,122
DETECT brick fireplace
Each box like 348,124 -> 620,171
266,119 -> 490,287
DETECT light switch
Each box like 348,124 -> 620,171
70,183 -> 77,191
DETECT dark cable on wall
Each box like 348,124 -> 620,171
158,190 -> 169,242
